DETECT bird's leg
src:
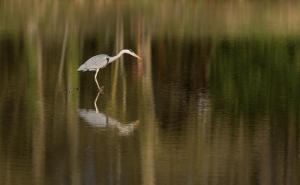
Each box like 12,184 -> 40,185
94,69 -> 103,92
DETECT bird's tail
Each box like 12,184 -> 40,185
77,65 -> 86,71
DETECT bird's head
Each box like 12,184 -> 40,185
124,49 -> 141,60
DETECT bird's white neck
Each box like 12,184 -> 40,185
109,50 -> 128,63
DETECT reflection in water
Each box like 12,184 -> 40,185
78,93 -> 139,136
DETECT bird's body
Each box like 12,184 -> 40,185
78,54 -> 110,71
78,49 -> 141,91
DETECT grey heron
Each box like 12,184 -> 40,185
78,49 -> 141,91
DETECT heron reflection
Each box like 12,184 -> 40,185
78,93 -> 139,136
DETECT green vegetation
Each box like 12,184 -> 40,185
211,38 -> 300,122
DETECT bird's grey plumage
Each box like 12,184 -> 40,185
77,54 -> 110,71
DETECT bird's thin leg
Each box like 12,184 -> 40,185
94,69 -> 102,92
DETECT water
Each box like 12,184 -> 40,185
1,1 -> 300,185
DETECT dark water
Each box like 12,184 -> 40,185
1,1 -> 300,185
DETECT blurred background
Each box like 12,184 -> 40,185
1,0 -> 300,185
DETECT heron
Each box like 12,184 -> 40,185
78,49 -> 141,91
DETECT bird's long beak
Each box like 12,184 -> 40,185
132,53 -> 142,60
